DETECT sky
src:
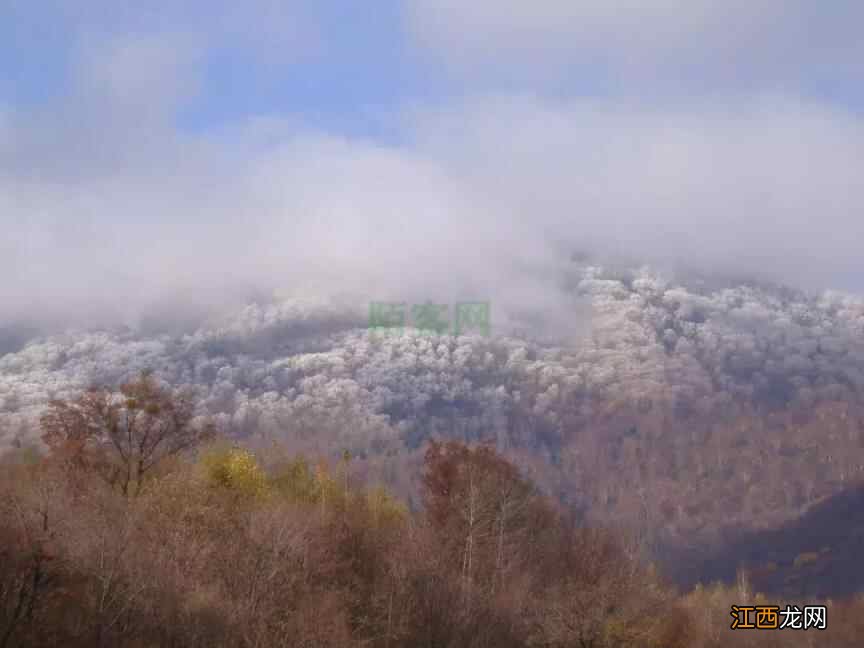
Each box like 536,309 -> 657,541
2,1 -> 864,331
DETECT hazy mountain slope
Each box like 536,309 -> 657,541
4,261 -> 863,442
3,260 -> 864,592
689,482 -> 864,598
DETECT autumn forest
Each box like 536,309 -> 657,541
3,372 -> 864,647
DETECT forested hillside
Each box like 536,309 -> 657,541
2,374 -> 863,647
3,261 -> 864,595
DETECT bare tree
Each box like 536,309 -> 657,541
40,371 -> 214,497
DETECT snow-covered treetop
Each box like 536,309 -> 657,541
3,262 -> 864,452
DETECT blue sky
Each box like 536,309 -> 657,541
2,1 -> 432,140
6,2 -> 862,136
2,2 -> 864,325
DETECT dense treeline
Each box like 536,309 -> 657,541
1,374 -> 863,647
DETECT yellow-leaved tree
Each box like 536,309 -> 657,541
201,445 -> 269,499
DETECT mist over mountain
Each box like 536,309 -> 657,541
6,4 -> 864,623
8,255 -> 864,437
5,255 -> 864,597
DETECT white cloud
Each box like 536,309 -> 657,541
3,13 -> 864,337
5,88 -> 864,331
406,94 -> 864,291
0,73 -> 576,335
405,1 -> 864,89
